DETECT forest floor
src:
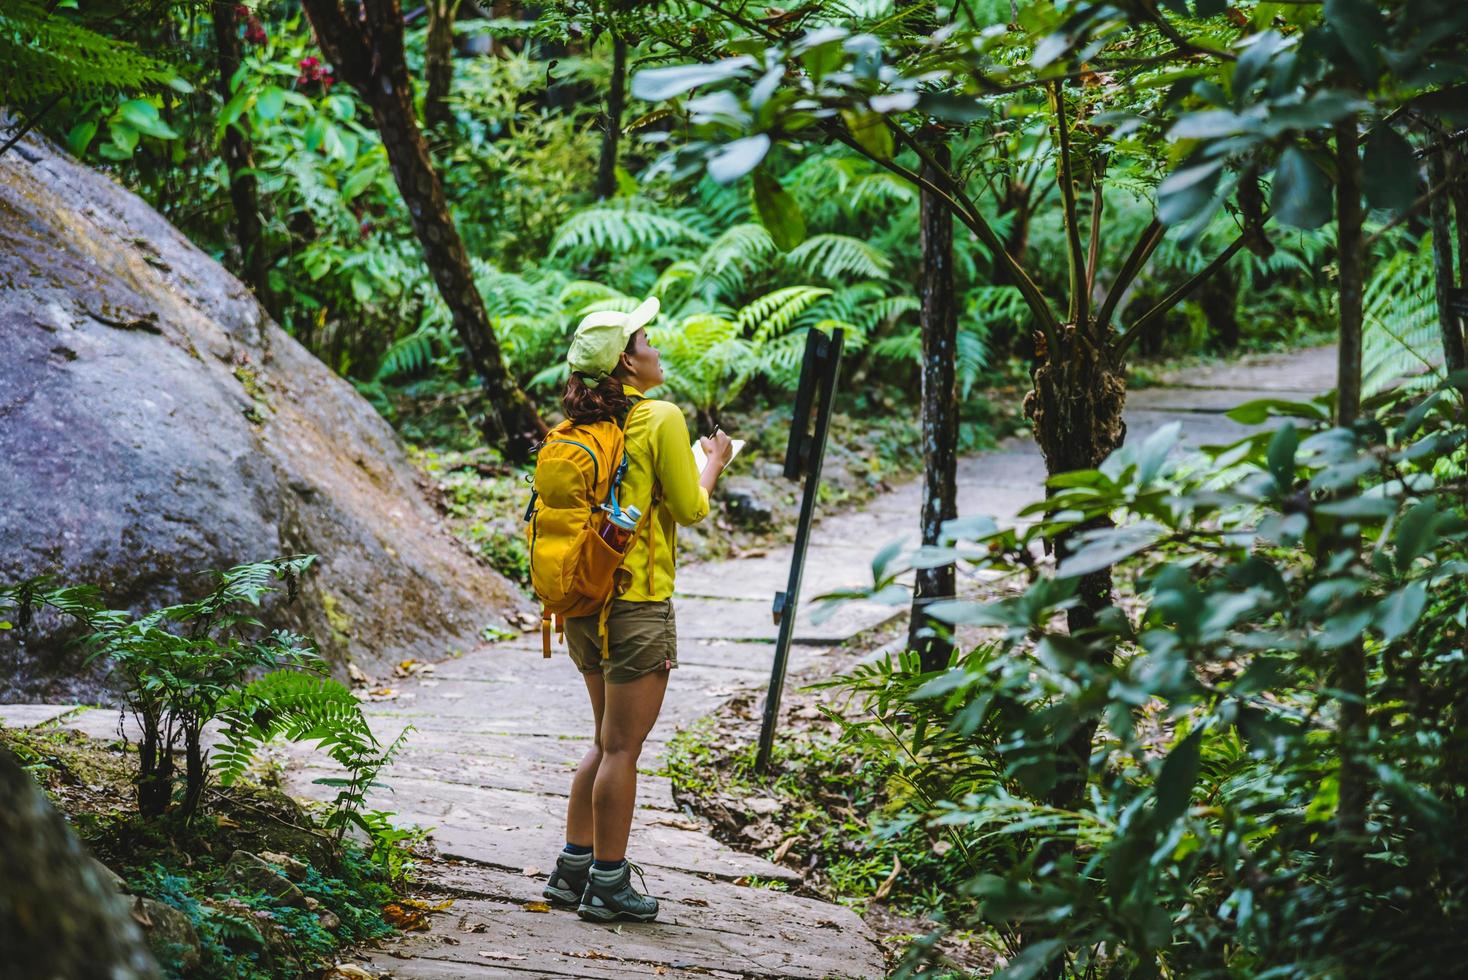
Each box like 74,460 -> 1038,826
1,345 -> 1334,979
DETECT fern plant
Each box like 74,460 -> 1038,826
1362,235 -> 1443,397
0,1 -> 184,106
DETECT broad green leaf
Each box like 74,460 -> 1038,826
1362,126 -> 1417,211
1158,159 -> 1224,226
116,99 -> 178,140
840,109 -> 892,160
1226,397 -> 1329,424
630,57 -> 756,102
66,119 -> 98,156
1374,580 -> 1427,643
1324,0 -> 1383,78
1155,729 -> 1203,825
1058,523 -> 1167,579
707,134 -> 771,184
1266,423 -> 1298,490
752,169 -> 806,251
254,85 -> 287,121
1272,146 -> 1332,229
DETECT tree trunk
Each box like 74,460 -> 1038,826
1333,117 -> 1369,972
595,34 -> 628,200
908,143 -> 959,673
0,744 -> 161,979
1336,118 -> 1364,425
301,0 -> 545,460
424,0 -> 458,130
212,1 -> 274,318
1024,323 -> 1126,810
1428,146 -> 1467,376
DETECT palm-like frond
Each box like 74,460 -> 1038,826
1362,237 -> 1442,397
738,286 -> 835,343
549,201 -> 711,259
786,234 -> 892,282
0,1 -> 183,104
650,314 -> 758,414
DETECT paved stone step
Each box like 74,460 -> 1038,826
351,864 -> 880,979
0,704 -> 84,728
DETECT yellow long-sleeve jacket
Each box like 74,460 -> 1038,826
616,385 -> 709,601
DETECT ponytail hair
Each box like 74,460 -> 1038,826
562,373 -> 630,425
561,331 -> 638,424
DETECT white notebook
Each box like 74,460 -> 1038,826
692,438 -> 746,473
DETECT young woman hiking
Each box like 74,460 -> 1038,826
541,298 -> 733,923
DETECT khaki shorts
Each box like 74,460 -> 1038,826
565,599 -> 678,684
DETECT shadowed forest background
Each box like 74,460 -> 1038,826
3,0 -> 1468,977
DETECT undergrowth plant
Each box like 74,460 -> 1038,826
820,379 -> 1468,977
0,556 -> 418,877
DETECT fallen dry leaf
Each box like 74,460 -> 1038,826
522,901 -> 552,913
346,662 -> 370,686
872,855 -> 902,902
323,965 -> 377,980
399,897 -> 454,912
568,950 -> 619,961
383,903 -> 430,931
521,865 -> 541,877
478,951 -> 528,961
649,817 -> 703,832
681,897 -> 710,907
772,837 -> 799,864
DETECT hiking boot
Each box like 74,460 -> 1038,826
577,861 -> 659,923
543,851 -> 591,907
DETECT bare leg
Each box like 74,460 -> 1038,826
565,671 -> 605,848
592,670 -> 669,862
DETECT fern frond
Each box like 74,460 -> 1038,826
786,234 -> 892,282
1362,237 -> 1442,397
549,202 -> 710,259
737,286 -> 834,344
0,2 -> 182,104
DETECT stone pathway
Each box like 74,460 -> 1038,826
0,345 -> 1335,979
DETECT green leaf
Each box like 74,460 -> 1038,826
1158,159 -> 1224,226
1375,580 -> 1427,643
917,92 -> 988,123
1226,397 -> 1329,424
1362,126 -> 1417,212
630,57 -> 756,102
1058,523 -> 1167,579
66,119 -> 98,156
1272,146 -> 1332,229
1324,0 -> 1383,78
1266,423 -> 1299,490
840,109 -> 892,160
1395,499 -> 1444,566
752,170 -> 806,251
1155,727 -> 1203,825
116,99 -> 178,140
254,85 -> 287,121
707,134 -> 771,184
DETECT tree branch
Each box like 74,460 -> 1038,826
885,122 -> 1063,340
0,93 -> 62,159
1115,232 -> 1249,356
1050,80 -> 1088,327
1096,217 -> 1164,333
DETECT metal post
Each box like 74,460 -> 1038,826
755,328 -> 844,774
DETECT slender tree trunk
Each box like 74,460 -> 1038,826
1428,147 -> 1467,376
595,34 -> 628,200
1336,118 -> 1364,425
0,745 -> 161,979
181,725 -> 206,821
423,0 -> 458,130
1334,117 -> 1369,966
908,142 -> 959,673
301,0 -> 545,460
212,1 -> 274,318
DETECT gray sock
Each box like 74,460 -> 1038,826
589,863 -> 626,883
560,850 -> 592,869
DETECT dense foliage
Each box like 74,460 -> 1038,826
0,558 -> 415,875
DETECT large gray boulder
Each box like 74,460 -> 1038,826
0,132 -> 527,700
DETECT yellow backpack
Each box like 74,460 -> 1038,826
524,400 -> 649,658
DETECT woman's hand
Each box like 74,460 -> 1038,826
699,430 -> 734,469
698,429 -> 734,493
